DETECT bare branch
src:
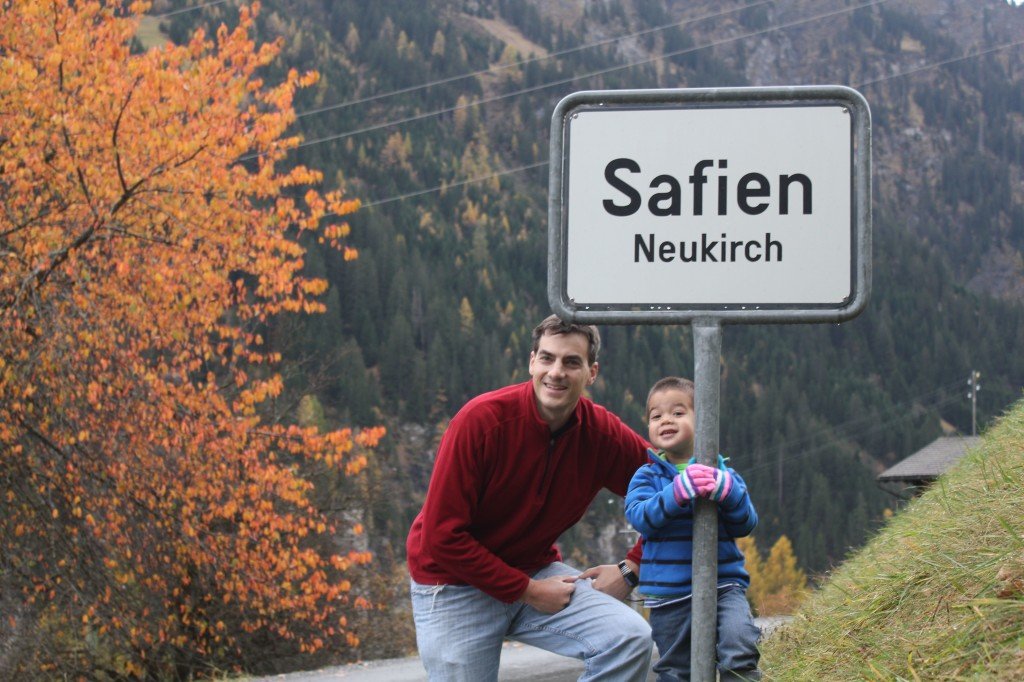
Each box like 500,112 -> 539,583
112,76 -> 143,196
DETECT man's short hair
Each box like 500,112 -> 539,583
646,377 -> 695,418
531,314 -> 601,365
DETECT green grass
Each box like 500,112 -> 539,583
762,399 -> 1024,680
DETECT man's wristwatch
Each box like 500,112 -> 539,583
617,561 -> 639,588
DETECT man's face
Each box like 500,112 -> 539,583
529,332 -> 598,428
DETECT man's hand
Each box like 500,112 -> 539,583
578,563 -> 634,601
521,575 -> 577,613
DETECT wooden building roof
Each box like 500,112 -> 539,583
877,435 -> 982,487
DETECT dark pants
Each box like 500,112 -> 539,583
649,586 -> 761,682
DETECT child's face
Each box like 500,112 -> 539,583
647,388 -> 696,461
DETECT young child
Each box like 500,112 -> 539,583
625,376 -> 761,682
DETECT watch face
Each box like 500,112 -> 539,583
618,562 -> 639,586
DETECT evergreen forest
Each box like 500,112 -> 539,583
153,0 -> 1024,661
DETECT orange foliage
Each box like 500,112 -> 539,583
0,1 -> 380,677
738,535 -> 809,617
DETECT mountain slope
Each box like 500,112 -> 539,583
158,0 -> 1024,577
762,398 -> 1024,679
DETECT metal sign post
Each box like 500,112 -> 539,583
691,319 -> 722,681
549,86 -> 871,681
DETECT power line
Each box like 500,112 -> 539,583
291,0 -> 893,154
855,37 -> 1024,88
296,0 -> 777,119
345,37 -> 1023,215
359,161 -> 548,209
150,0 -> 231,19
743,378 -> 967,468
742,383 -> 966,476
140,6 -> 995,485
140,4 -> 1006,554
137,1 -> 893,217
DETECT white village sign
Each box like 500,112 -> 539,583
548,86 -> 871,323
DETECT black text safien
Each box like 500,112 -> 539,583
601,158 -> 812,264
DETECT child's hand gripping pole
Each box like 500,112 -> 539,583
671,467 -> 702,505
685,462 -> 733,502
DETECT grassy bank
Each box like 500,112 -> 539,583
761,399 -> 1024,680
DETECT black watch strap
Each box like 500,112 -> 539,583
617,560 -> 639,588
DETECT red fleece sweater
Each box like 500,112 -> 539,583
406,381 -> 648,603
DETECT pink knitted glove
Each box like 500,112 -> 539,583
672,469 -> 700,505
685,463 -> 719,497
707,467 -> 734,502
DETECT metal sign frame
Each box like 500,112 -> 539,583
548,85 -> 871,325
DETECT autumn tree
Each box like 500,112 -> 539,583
0,1 -> 381,678
737,536 -> 765,608
738,535 -> 809,617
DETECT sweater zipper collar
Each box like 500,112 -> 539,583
538,414 -> 578,494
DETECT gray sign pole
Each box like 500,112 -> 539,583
691,319 -> 721,682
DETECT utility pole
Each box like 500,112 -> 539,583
967,370 -> 981,436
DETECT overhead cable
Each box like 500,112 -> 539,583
349,38 -> 1023,213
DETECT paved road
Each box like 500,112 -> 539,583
244,618 -> 790,681
246,641 -> 591,681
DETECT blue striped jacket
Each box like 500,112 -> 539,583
625,449 -> 757,598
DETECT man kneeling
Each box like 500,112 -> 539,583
406,315 -> 653,681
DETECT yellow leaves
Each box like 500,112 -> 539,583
2,0 -> 381,673
345,455 -> 368,476
742,534 -> 810,616
86,381 -> 103,406
459,297 -> 475,333
336,198 -> 362,215
321,221 -> 351,244
301,278 -> 329,297
295,69 -> 319,90
356,426 -> 386,448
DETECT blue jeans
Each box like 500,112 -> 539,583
648,586 -> 761,682
411,562 -> 653,681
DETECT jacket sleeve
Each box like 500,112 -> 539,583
417,413 -> 530,603
626,537 -> 643,565
625,465 -> 689,536
719,469 -> 757,538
